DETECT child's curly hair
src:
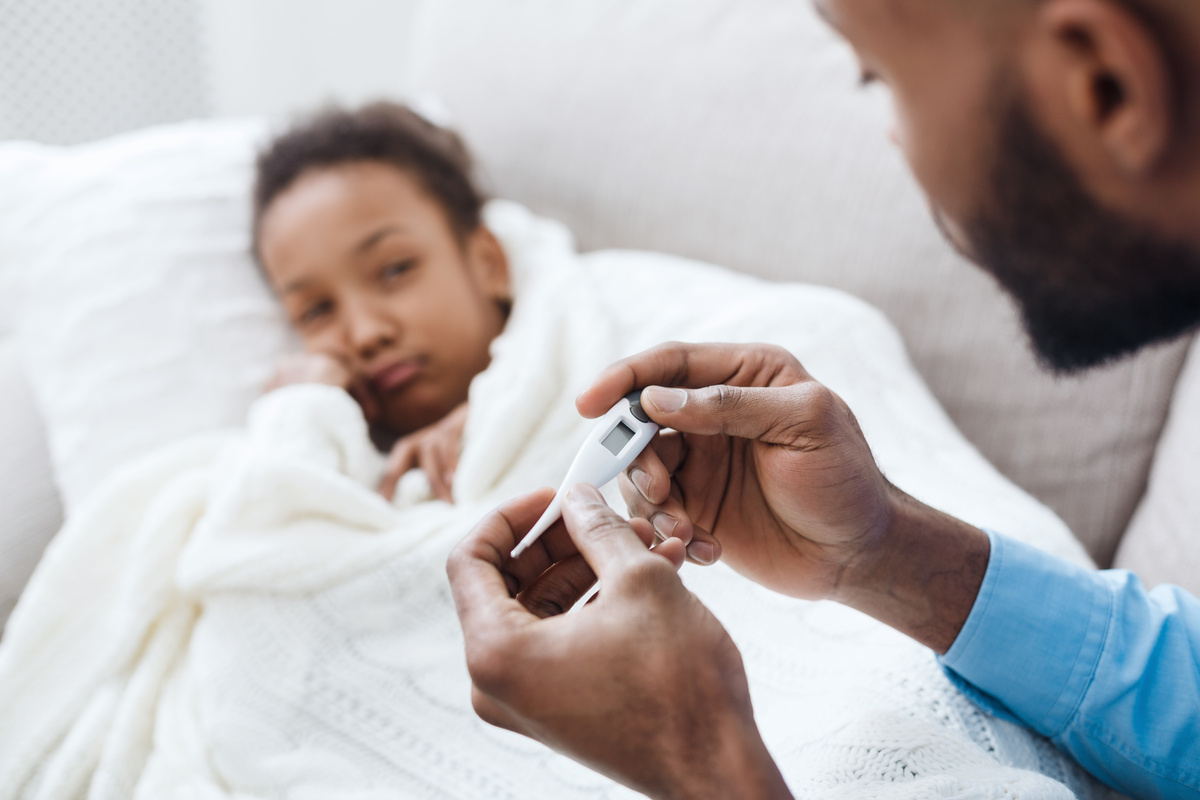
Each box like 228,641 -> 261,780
252,102 -> 484,258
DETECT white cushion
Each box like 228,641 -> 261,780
0,339 -> 62,631
403,0 -> 1191,565
0,144 -> 52,337
1114,342 -> 1200,596
3,119 -> 294,512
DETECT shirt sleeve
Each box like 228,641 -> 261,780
939,530 -> 1200,800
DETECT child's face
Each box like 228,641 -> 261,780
258,162 -> 509,435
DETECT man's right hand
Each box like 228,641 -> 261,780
577,342 -> 990,653
577,342 -> 896,601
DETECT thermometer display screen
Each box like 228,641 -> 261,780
601,421 -> 635,456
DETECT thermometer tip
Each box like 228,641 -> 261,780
508,499 -> 562,560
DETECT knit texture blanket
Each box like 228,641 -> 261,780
0,202 -> 1113,799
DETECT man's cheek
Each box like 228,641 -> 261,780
928,203 -> 980,263
895,100 -> 987,226
890,110 -> 949,202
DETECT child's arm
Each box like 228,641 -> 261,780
378,401 -> 468,503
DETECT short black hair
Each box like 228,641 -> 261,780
252,102 -> 484,258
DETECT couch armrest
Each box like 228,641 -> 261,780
0,338 -> 63,633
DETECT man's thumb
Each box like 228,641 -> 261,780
560,484 -> 651,579
640,384 -> 800,443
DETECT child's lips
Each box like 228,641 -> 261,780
369,360 -> 421,393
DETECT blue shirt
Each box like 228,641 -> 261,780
940,531 -> 1200,799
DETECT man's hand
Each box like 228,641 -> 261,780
577,342 -> 990,654
577,342 -> 893,599
266,352 -> 381,423
379,401 -> 468,502
447,486 -> 792,800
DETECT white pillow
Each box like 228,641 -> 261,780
5,119 -> 294,512
0,144 -> 53,337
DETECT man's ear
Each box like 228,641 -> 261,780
467,226 -> 512,303
1031,0 -> 1175,176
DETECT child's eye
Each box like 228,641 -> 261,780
298,300 -> 333,325
382,260 -> 416,281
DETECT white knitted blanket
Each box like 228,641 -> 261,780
0,203 -> 1113,799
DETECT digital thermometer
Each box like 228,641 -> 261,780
510,390 -> 660,559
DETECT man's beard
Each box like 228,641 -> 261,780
956,95 -> 1200,375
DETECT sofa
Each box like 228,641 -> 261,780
2,0 -> 1197,634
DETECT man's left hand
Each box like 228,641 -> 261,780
447,485 -> 792,800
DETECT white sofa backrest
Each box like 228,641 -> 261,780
1115,340 -> 1200,593
403,0 -> 1192,566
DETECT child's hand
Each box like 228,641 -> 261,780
267,353 -> 353,390
379,401 -> 469,503
266,353 -> 381,422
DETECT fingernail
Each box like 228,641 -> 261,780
643,386 -> 687,413
686,541 -> 715,565
566,483 -> 604,504
651,513 -> 678,540
631,468 -> 654,500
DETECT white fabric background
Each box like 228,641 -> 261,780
0,0 -> 208,146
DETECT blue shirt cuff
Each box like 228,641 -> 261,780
938,530 -> 1110,739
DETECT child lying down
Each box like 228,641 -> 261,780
253,103 -> 510,504
0,104 -> 1109,799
